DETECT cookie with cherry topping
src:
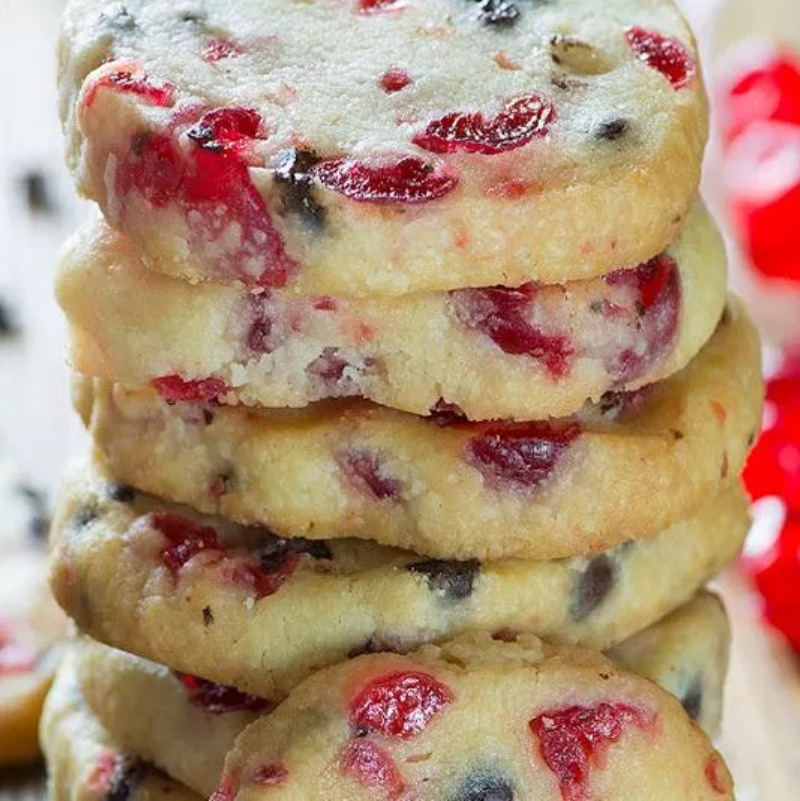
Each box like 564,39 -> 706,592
59,0 -> 706,295
41,653 -> 201,801
73,298 -> 760,560
58,204 -> 726,421
214,631 -> 732,800
48,456 -> 747,700
71,592 -> 730,797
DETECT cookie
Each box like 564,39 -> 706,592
215,631 -> 732,800
58,0 -> 706,296
58,204 -> 726,422
41,653 -> 201,801
0,462 -> 66,766
73,297 -> 761,560
48,454 -> 747,699
72,592 -> 730,797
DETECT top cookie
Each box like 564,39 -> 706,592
59,0 -> 707,296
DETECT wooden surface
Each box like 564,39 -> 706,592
1,1 -> 799,799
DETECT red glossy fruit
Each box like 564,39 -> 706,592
178,674 -> 271,714
338,449 -> 403,501
380,67 -> 413,93
721,49 -> 800,144
152,513 -> 225,574
203,38 -> 244,64
340,740 -> 406,798
152,375 -> 229,404
85,68 -> 175,108
724,121 -> 800,282
625,27 -> 696,90
414,93 -> 555,154
450,283 -> 575,378
466,422 -> 581,491
358,0 -> 402,13
251,765 -> 289,786
313,156 -> 458,204
530,703 -> 652,801
349,671 -> 452,739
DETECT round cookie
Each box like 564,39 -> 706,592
73,297 -> 761,560
72,592 -> 730,798
41,654 -> 201,801
216,632 -> 733,800
58,0 -> 707,296
0,462 -> 66,767
48,456 -> 747,699
58,204 -> 726,422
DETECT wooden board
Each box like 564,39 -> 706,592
1,2 -> 798,799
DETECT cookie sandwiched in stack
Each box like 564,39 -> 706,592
47,1 -> 762,798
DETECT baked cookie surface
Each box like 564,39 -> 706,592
73,298 -> 761,560
58,203 -> 726,421
48,457 -> 747,699
59,0 -> 706,295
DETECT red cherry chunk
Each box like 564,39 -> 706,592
227,551 -> 302,600
467,422 -> 581,491
722,50 -> 800,144
178,673 -> 271,714
349,671 -> 452,739
358,0 -> 402,13
380,68 -> 413,93
339,449 -> 403,501
153,375 -> 229,404
87,750 -> 119,794
705,755 -> 729,795
414,93 -> 555,154
252,764 -> 289,786
530,703 -> 653,801
340,740 -> 406,798
151,513 -> 224,574
203,38 -> 244,64
625,27 -> 696,90
85,69 -> 175,108
450,283 -> 574,378
313,157 -> 457,204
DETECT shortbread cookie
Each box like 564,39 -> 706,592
72,592 -> 730,797
74,298 -> 761,560
216,632 -> 732,800
0,461 -> 66,766
58,0 -> 707,295
58,205 -> 726,421
48,456 -> 747,699
41,654 -> 200,801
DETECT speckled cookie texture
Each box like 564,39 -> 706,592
72,297 -> 761,561
57,203 -> 726,421
58,0 -> 707,296
0,461 -> 66,767
214,631 -> 732,800
48,456 -> 747,700
71,592 -> 730,798
41,653 -> 201,801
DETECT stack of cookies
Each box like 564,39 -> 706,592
44,1 -> 762,799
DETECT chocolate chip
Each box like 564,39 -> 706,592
747,430 -> 756,448
105,754 -> 149,801
680,679 -> 703,722
407,560 -> 480,601
19,169 -> 56,214
595,118 -> 628,141
570,553 -> 616,621
108,483 -> 136,503
203,409 -> 215,426
273,148 -> 326,231
202,606 -> 215,626
72,505 -> 99,529
451,773 -> 515,800
476,0 -> 520,28
292,538 -> 333,561
0,298 -> 19,337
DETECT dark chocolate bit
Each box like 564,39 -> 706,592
476,0 -> 520,28
451,773 -> 515,801
16,484 -> 50,540
407,559 -> 481,601
595,118 -> 628,141
203,409 -> 215,426
202,606 -> 215,626
272,148 -> 326,230
0,298 -> 19,337
107,483 -> 136,503
680,679 -> 703,722
259,535 -> 333,569
570,553 -> 616,621
19,169 -> 56,214
105,754 -> 149,801
72,505 -> 99,529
